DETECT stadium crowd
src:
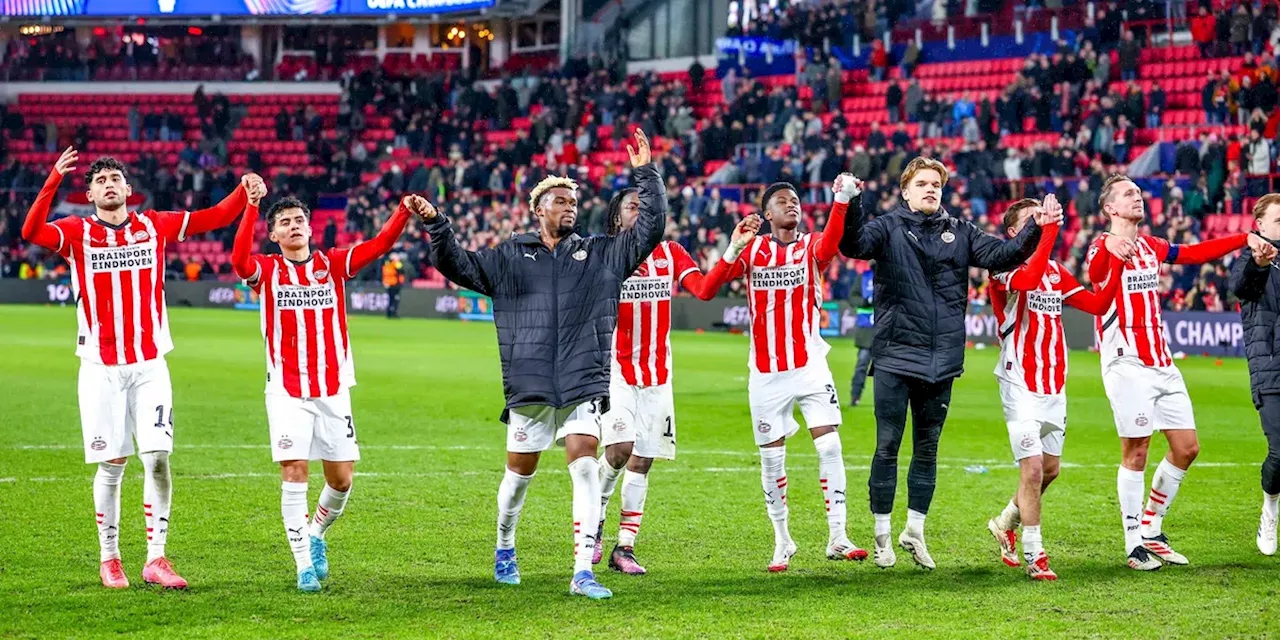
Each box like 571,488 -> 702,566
3,0 -> 1280,315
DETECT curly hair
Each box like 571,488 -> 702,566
606,188 -> 637,237
528,176 -> 579,211
265,197 -> 311,228
86,157 -> 129,183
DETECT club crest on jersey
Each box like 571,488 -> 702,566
757,421 -> 772,434
130,230 -> 150,243
1047,270 -> 1061,284
90,437 -> 107,451
654,258 -> 669,269
573,249 -> 587,261
941,231 -> 955,244
314,269 -> 329,280
277,437 -> 293,450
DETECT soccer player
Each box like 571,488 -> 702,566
20,147 -> 260,589
1085,175 -> 1271,570
985,196 -> 1124,580
699,175 -> 867,572
593,187 -> 747,575
230,193 -> 413,592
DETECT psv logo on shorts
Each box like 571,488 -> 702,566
1135,415 -> 1149,427
757,421 -> 772,434
513,429 -> 528,443
613,419 -> 627,433
90,438 -> 107,451
1019,435 -> 1037,450
277,437 -> 293,450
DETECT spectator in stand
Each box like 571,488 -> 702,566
900,41 -> 921,79
887,80 -> 903,124
870,39 -> 888,82
1193,6 -> 1218,57
1148,82 -> 1165,129
1232,5 -> 1253,56
1118,30 -> 1141,82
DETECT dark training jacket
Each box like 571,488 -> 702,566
839,201 -> 1042,382
1230,241 -> 1280,405
427,163 -> 666,421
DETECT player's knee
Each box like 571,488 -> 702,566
279,461 -> 309,483
327,475 -> 353,492
108,457 -> 127,466
606,442 -> 632,469
1020,459 -> 1044,488
1042,462 -> 1061,485
627,455 -> 654,474
1179,440 -> 1201,464
142,451 -> 169,474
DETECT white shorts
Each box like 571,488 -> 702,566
1102,359 -> 1196,438
79,358 -> 174,464
266,391 -> 361,463
998,378 -> 1066,461
507,399 -> 604,454
748,363 -> 843,447
601,381 -> 676,460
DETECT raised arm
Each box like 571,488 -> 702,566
837,195 -> 885,259
813,173 -> 860,264
21,147 -> 77,252
1002,223 -> 1060,291
970,193 -> 1062,271
181,180 -> 251,239
345,201 -> 412,275
606,129 -> 667,276
231,199 -> 260,282
1064,258 -> 1124,315
420,198 -> 498,297
1230,243 -> 1276,302
1162,233 -> 1249,265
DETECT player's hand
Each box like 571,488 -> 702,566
241,173 -> 267,203
730,214 -> 762,250
403,194 -> 437,221
626,128 -> 652,168
832,173 -> 862,203
1249,232 -> 1277,266
1036,194 -> 1064,227
54,147 -> 78,176
1104,235 -> 1138,261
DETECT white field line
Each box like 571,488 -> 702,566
0,461 -> 1260,484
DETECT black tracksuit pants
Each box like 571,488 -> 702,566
869,369 -> 954,515
1259,394 -> 1280,495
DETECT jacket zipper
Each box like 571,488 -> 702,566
550,242 -> 561,407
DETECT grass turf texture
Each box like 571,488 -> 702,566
1,304 -> 1278,639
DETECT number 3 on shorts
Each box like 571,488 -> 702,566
345,416 -> 355,439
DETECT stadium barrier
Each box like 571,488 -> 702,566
0,281 -> 1246,357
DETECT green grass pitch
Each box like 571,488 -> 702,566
1,304 -> 1279,638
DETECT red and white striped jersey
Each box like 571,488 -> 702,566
1085,234 -> 1173,368
727,233 -> 833,374
990,260 -> 1085,395
246,249 -> 357,399
613,241 -> 700,387
50,210 -> 191,366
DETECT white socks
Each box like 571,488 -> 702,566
873,513 -> 891,541
281,481 -> 311,573
568,456 -> 602,574
311,484 -> 350,539
1022,524 -> 1043,562
598,454 -> 624,525
1142,459 -> 1187,538
617,470 -> 648,548
140,452 -> 172,563
94,462 -> 126,562
813,432 -> 847,541
1265,492 -> 1280,520
997,498 -> 1021,531
906,509 -> 926,535
496,468 -> 533,550
759,447 -> 792,545
1117,466 -> 1146,553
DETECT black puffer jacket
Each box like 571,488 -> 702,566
1229,242 -> 1280,405
427,163 -> 666,421
839,202 -> 1042,382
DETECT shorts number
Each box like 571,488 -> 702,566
663,416 -> 674,439
825,384 -> 838,405
154,405 -> 173,429
345,416 -> 355,439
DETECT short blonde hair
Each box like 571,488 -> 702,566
1098,174 -> 1133,209
528,176 -> 579,211
1254,193 -> 1280,220
899,157 -> 950,191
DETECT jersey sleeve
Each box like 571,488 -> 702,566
149,210 -> 193,243
245,255 -> 274,292
1054,267 -> 1086,298
49,216 -> 82,258
327,247 -> 356,281
1147,236 -> 1172,263
1084,236 -> 1111,285
668,241 -> 700,284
